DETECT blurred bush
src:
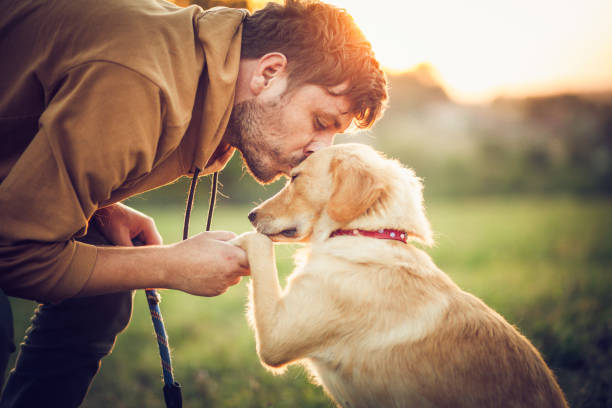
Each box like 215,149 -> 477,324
371,64 -> 612,197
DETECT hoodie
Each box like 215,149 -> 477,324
0,0 -> 247,302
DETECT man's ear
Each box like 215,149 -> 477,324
250,53 -> 288,96
327,154 -> 385,224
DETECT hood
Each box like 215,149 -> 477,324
191,6 -> 248,171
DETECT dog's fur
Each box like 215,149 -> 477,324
233,143 -> 568,408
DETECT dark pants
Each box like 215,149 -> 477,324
0,291 -> 15,389
0,226 -> 134,408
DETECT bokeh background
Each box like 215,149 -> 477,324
6,0 -> 611,407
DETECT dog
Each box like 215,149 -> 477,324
233,143 -> 568,408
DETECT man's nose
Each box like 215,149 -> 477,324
304,132 -> 335,156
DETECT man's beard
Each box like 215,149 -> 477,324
225,98 -> 302,184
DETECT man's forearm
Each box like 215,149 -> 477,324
76,245 -> 170,297
75,232 -> 250,299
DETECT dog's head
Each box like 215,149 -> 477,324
247,143 -> 433,246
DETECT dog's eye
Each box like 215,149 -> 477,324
291,174 -> 299,182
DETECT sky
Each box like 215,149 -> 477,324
254,0 -> 612,104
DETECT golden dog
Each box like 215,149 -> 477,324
233,143 -> 567,408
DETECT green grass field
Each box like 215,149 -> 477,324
7,196 -> 612,407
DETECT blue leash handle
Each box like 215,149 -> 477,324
134,235 -> 181,407
145,289 -> 175,386
145,289 -> 182,408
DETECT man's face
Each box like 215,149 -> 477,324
227,82 -> 354,184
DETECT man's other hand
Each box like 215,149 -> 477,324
94,202 -> 163,246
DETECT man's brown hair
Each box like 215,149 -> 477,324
241,0 -> 388,129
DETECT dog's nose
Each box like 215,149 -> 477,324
248,210 -> 257,224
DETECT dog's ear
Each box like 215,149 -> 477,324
327,154 -> 385,224
403,168 -> 434,246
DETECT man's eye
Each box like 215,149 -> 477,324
314,118 -> 326,130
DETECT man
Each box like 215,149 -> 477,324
0,0 -> 387,405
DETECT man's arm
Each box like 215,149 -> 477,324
78,230 -> 249,298
0,62 -> 246,302
78,203 -> 249,298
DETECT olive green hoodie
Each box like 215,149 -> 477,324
0,0 -> 247,302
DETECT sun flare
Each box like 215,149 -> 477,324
316,0 -> 612,103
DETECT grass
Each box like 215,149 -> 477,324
6,195 -> 611,407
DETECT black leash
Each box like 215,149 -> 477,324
145,169 -> 219,408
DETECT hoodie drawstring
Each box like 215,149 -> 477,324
183,168 -> 219,238
183,167 -> 201,240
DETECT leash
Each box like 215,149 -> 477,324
145,169 -> 219,408
145,289 -> 181,407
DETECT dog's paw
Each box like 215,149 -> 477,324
231,231 -> 272,254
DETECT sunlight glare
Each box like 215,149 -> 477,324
324,0 -> 612,103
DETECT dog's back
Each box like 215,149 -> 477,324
301,242 -> 567,408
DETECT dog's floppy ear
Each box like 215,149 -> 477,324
327,153 -> 385,224
403,168 -> 434,246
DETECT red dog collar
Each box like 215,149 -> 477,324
329,228 -> 415,243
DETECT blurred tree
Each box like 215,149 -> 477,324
386,63 -> 450,112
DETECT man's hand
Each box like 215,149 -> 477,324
79,213 -> 250,298
165,231 -> 250,297
94,202 -> 163,246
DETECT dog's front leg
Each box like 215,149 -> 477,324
234,232 -> 342,369
232,232 -> 287,366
